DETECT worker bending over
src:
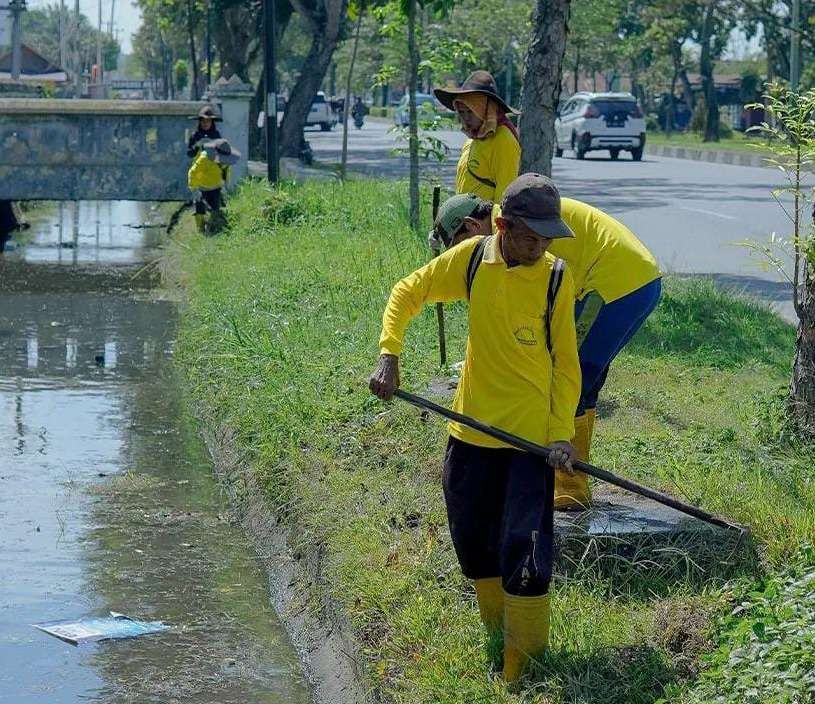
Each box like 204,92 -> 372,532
426,191 -> 662,510
187,138 -> 240,234
370,174 -> 581,681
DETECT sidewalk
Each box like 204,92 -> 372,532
645,143 -> 768,168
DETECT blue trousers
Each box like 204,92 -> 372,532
574,278 -> 662,415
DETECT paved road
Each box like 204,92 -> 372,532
304,119 -> 799,321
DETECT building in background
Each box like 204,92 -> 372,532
0,44 -> 67,83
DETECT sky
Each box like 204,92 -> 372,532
3,4 -> 766,70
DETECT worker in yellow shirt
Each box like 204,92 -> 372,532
434,71 -> 521,202
426,193 -> 494,250
370,174 -> 581,682
547,200 -> 661,509
187,138 -> 241,234
425,192 -> 662,510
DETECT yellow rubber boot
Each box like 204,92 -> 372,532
586,408 -> 597,447
194,213 -> 206,233
554,413 -> 592,510
473,577 -> 503,631
503,592 -> 551,682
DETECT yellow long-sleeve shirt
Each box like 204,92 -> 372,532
379,235 -> 581,448
455,124 -> 520,203
548,198 -> 660,304
188,151 -> 230,191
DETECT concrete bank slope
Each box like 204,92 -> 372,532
201,423 -> 370,704
171,178 -> 808,704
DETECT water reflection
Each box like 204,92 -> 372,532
11,201 -> 165,266
0,204 -> 311,703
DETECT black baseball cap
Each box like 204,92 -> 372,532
501,173 -> 574,239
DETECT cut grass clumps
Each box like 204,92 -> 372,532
175,178 -> 813,703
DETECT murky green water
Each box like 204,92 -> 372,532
0,202 -> 312,703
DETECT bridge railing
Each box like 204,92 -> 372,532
0,78 -> 252,201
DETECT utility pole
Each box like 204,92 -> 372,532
4,0 -> 26,81
791,0 -> 801,90
205,1 -> 211,88
263,0 -> 278,182
73,0 -> 80,96
96,0 -> 103,88
59,0 -> 66,70
109,0 -> 115,36
504,39 -> 518,107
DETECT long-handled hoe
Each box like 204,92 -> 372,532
394,388 -> 747,536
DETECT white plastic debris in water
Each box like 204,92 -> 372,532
33,612 -> 169,646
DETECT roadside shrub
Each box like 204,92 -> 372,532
718,119 -> 734,139
626,278 -> 794,370
646,114 -> 660,132
676,546 -> 815,704
259,187 -> 308,226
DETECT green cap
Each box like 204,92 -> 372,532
435,193 -> 486,244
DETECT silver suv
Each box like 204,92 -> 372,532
555,92 -> 646,161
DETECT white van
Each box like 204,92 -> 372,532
305,92 -> 337,131
555,92 -> 646,161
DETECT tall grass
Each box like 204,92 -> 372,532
176,178 -> 812,704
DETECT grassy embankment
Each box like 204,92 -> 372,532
175,179 -> 815,704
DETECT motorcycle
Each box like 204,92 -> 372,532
353,114 -> 364,129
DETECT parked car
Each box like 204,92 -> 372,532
393,93 -> 441,126
305,92 -> 337,131
554,92 -> 646,161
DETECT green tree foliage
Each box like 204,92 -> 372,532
174,58 -> 189,92
564,0 -> 624,93
21,6 -> 120,73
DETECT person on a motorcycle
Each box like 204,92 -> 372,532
351,97 -> 367,123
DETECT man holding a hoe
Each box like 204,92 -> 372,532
369,173 -> 581,681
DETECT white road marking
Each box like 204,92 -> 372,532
678,206 -> 737,220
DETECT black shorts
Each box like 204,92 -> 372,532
442,436 -> 555,597
195,189 -> 222,214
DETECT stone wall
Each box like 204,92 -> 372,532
0,91 -> 251,201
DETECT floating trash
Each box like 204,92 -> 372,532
33,612 -> 170,646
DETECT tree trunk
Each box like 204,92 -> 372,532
519,0 -> 570,175
186,0 -> 200,100
341,6 -> 364,179
678,67 -> 694,110
666,72 -> 677,135
699,3 -> 719,142
406,0 -> 420,229
215,2 -> 268,82
573,44 -> 580,93
278,0 -> 348,158
790,280 -> 815,437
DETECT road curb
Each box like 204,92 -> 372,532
646,144 -> 769,168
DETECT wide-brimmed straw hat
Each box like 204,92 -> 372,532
190,105 -> 222,121
434,70 -> 518,115
203,138 -> 241,165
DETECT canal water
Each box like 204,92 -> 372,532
0,202 -> 312,703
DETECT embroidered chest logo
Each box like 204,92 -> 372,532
514,326 -> 538,346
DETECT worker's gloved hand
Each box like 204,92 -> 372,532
547,441 -> 577,473
369,353 -> 400,400
427,229 -> 445,253
191,190 -> 203,203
